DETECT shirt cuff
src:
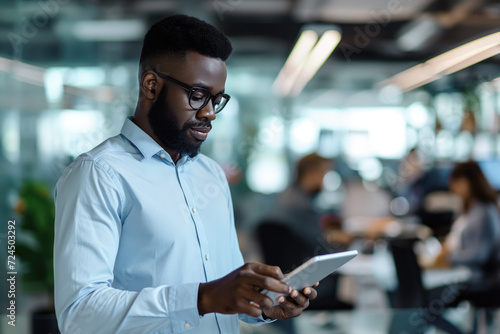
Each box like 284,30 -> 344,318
239,313 -> 276,325
260,314 -> 276,323
168,282 -> 201,332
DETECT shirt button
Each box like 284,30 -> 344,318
205,254 -> 209,261
184,323 -> 190,329
160,153 -> 166,159
192,207 -> 197,213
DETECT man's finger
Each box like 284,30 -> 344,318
278,297 -> 302,314
246,263 -> 285,280
249,291 -> 275,309
239,268 -> 289,294
239,282 -> 282,310
303,286 -> 318,300
244,291 -> 274,309
290,289 -> 308,306
238,299 -> 263,318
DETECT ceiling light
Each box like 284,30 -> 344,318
0,56 -> 115,103
380,31 -> 500,92
290,30 -> 341,96
273,30 -> 318,97
273,26 -> 341,97
0,56 -> 45,86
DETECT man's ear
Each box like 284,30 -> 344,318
141,72 -> 157,99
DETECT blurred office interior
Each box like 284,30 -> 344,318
1,0 -> 500,333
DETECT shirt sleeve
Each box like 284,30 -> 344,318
448,207 -> 496,267
215,165 -> 275,326
54,158 -> 201,334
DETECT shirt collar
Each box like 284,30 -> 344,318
120,117 -> 200,165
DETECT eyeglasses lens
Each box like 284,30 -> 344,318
189,89 -> 228,113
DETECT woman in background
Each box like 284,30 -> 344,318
443,160 -> 500,290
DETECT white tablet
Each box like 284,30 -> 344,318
262,250 -> 358,305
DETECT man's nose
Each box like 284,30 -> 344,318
196,102 -> 216,122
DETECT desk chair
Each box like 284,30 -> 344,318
256,221 -> 310,274
386,238 -> 464,334
255,221 -> 308,334
452,270 -> 500,333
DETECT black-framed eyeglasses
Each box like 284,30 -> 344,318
154,72 -> 230,114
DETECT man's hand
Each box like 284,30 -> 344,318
198,262 -> 291,318
261,283 -> 318,320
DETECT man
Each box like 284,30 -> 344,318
270,153 -> 354,248
54,15 -> 317,334
264,153 -> 352,309
269,153 -> 334,250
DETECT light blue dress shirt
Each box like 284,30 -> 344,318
54,118 -> 269,333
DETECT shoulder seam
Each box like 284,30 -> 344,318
75,157 -> 127,205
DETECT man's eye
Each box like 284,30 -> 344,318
191,90 -> 207,101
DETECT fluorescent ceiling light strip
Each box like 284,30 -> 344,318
393,43 -> 497,87
12,74 -> 45,87
396,45 -> 500,91
396,73 -> 436,92
429,32 -> 500,65
289,30 -> 341,97
13,60 -> 45,73
0,57 -> 46,85
273,30 -> 318,97
0,57 -> 13,72
0,57 -> 45,76
428,35 -> 500,74
443,45 -> 500,75
0,55 -> 116,102
13,66 -> 45,84
382,31 -> 500,91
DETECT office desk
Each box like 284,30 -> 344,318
340,253 -> 471,289
336,251 -> 471,309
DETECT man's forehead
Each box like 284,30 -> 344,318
158,51 -> 225,73
157,51 -> 227,92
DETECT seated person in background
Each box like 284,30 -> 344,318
262,153 -> 353,309
435,161 -> 500,291
268,153 -> 353,251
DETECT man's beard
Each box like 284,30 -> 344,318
148,87 -> 211,158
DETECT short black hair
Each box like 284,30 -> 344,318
139,14 -> 233,67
